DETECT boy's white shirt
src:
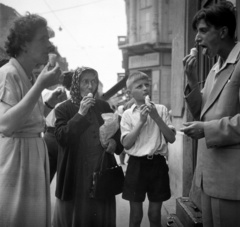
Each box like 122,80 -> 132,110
120,103 -> 174,157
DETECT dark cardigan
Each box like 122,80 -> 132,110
54,99 -> 123,201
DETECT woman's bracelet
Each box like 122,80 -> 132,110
44,101 -> 54,109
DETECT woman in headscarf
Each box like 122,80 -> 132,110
0,13 -> 62,227
53,67 -> 123,227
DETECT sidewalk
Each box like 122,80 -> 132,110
162,195 -> 176,226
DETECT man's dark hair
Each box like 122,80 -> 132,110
5,13 -> 48,57
192,1 -> 236,39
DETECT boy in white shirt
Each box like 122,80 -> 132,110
120,71 -> 176,227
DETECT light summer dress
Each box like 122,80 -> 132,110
0,58 -> 51,227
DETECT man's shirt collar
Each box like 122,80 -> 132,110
213,42 -> 240,72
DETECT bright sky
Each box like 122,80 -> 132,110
1,0 -> 127,92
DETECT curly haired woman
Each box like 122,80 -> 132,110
0,13 -> 62,227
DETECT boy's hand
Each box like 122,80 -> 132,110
148,103 -> 159,120
139,104 -> 149,123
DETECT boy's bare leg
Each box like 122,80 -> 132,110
129,201 -> 143,227
148,201 -> 162,227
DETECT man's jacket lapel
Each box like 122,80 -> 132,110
200,65 -> 235,119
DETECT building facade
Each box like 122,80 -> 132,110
118,0 -> 173,110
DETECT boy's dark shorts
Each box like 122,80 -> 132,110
122,154 -> 171,203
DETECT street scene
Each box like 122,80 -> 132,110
0,0 -> 240,227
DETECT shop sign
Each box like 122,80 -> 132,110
129,53 -> 159,69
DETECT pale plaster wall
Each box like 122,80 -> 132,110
168,131 -> 194,198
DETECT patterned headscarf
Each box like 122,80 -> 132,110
70,67 -> 98,107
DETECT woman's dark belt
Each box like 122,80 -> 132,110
0,132 -> 42,138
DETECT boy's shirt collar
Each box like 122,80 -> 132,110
130,103 -> 137,113
131,103 -> 146,113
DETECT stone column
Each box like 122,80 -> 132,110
125,0 -> 130,40
129,0 -> 137,44
151,0 -> 159,42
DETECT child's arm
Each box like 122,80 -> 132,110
122,105 -> 149,150
148,104 -> 176,143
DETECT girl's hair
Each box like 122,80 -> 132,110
192,1 -> 236,39
126,71 -> 149,90
5,13 -> 48,57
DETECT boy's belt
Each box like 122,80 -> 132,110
146,155 -> 154,160
132,154 -> 161,160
